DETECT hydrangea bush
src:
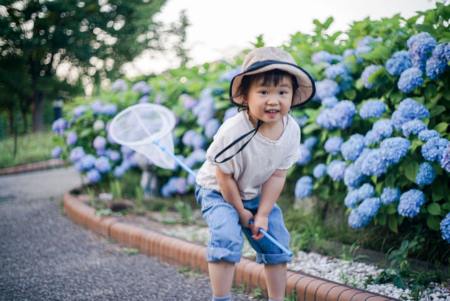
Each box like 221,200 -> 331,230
53,4 -> 450,250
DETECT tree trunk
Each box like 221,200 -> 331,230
31,90 -> 44,132
7,108 -> 14,135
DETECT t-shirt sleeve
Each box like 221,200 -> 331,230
277,121 -> 301,170
205,127 -> 236,174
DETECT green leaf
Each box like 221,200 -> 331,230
388,215 -> 398,233
426,215 -> 441,231
430,105 -> 446,117
427,203 -> 441,215
434,122 -> 448,134
404,161 -> 419,183
387,205 -> 397,215
303,123 -> 320,135
379,214 -> 387,226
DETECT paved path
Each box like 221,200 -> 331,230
0,167 -> 252,301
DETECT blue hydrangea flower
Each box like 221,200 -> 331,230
102,104 -> 117,116
86,169 -> 101,184
345,189 -> 361,208
316,79 -> 340,99
95,156 -> 111,173
341,134 -> 365,161
193,94 -> 215,126
418,129 -> 440,142
401,119 -> 427,137
295,176 -> 313,199
327,160 -> 346,181
205,118 -> 220,139
421,137 -> 449,163
297,145 -> 312,166
426,56 -> 447,80
107,150 -> 121,162
344,164 -> 365,188
380,187 -> 401,205
139,95 -> 149,103
415,162 -> 436,186
373,119 -> 393,139
132,81 -> 151,95
361,65 -> 382,89
70,147 -> 85,162
407,32 -> 437,70
120,145 -> 134,159
391,98 -> 429,130
364,130 -> 382,147
343,49 -> 356,58
358,183 -> 375,200
180,94 -> 197,110
111,79 -> 128,92
66,131 -> 77,146
322,96 -> 339,108
380,137 -> 411,165
359,100 -> 387,119
80,154 -> 96,171
324,136 -> 343,155
440,213 -> 450,243
295,115 -> 309,127
304,137 -> 318,150
325,63 -> 349,80
312,51 -> 337,64
358,36 -> 382,47
398,67 -> 424,93
51,147 -> 63,159
73,105 -> 88,119
385,51 -> 413,76
93,136 -> 107,151
52,118 -> 67,135
182,130 -> 197,146
358,197 -> 381,221
361,149 -> 388,177
191,134 -> 205,150
184,149 -> 206,168
313,164 -> 327,178
398,189 -> 426,218
316,100 -> 356,130
113,165 -> 126,178
441,146 -> 450,173
348,209 -> 369,229
219,68 -> 240,82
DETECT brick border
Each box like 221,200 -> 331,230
0,159 -> 66,176
63,193 -> 396,301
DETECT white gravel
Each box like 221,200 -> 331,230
162,223 -> 450,301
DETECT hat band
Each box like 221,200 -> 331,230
244,60 -> 301,73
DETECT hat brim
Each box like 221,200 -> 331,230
229,60 -> 316,108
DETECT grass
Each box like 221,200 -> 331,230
0,131 -> 54,168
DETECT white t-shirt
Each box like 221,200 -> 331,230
195,111 -> 301,200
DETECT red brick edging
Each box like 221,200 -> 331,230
63,193 -> 396,301
0,159 -> 66,176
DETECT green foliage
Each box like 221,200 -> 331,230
174,200 -> 193,224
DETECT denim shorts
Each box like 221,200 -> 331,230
194,185 -> 292,265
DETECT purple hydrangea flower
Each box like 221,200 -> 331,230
401,119 -> 427,137
66,131 -> 77,146
398,189 -> 426,218
440,213 -> 450,243
398,67 -> 424,93
86,169 -> 101,184
380,187 -> 400,205
361,65 -> 382,89
224,107 -> 238,121
93,136 -> 107,151
385,51 -> 413,76
341,134 -> 365,161
111,79 -> 128,92
205,119 -> 220,139
180,94 -> 197,110
359,100 -> 386,119
415,162 -> 436,186
327,160 -> 346,181
51,147 -> 63,159
95,156 -> 111,173
102,104 -> 117,116
295,176 -> 313,199
70,147 -> 85,162
73,105 -> 88,119
313,163 -> 327,178
132,81 -> 151,95
421,137 -> 449,163
52,118 -> 67,135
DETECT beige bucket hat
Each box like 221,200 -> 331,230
229,47 -> 316,108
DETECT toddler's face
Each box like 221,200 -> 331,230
245,76 -> 293,125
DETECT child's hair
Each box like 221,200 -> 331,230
234,69 -> 299,110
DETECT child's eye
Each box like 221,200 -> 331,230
258,90 -> 268,95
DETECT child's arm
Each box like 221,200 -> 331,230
215,167 -> 254,227
253,169 -> 287,240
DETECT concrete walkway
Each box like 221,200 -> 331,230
0,167 -> 251,301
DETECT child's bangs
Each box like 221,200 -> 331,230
253,69 -> 294,87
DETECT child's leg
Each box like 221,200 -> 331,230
264,263 -> 287,301
209,261 -> 235,298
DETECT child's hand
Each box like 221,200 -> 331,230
251,214 -> 268,240
238,209 -> 254,228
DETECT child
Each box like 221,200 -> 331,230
195,47 -> 315,301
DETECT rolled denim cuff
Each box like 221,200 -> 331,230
256,252 -> 292,265
207,246 -> 241,263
